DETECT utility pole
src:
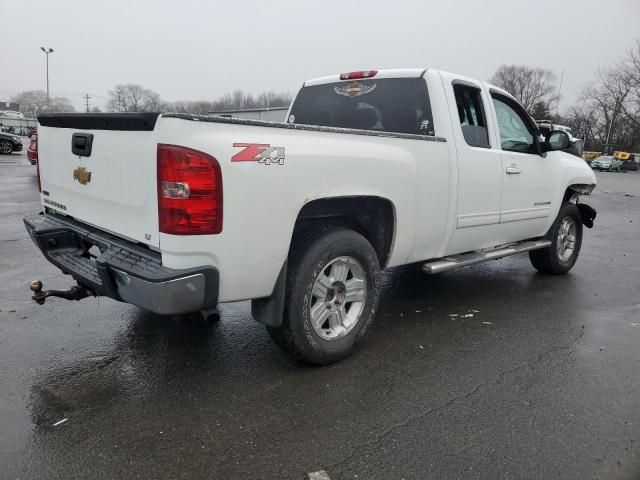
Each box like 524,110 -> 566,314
40,47 -> 54,107
84,94 -> 91,112
555,70 -> 564,119
604,100 -> 622,155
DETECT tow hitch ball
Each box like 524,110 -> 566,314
30,280 -> 94,305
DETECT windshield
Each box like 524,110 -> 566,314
288,78 -> 434,136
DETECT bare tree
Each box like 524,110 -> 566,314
10,90 -> 75,117
580,66 -> 632,148
107,84 -> 164,112
561,106 -> 600,150
619,40 -> 640,131
489,65 -> 558,113
165,90 -> 292,114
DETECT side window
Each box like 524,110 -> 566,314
453,84 -> 490,148
491,95 -> 536,154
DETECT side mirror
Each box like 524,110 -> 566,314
545,130 -> 571,151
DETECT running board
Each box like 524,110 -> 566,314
422,239 -> 552,274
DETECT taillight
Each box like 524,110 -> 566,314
34,135 -> 41,192
157,144 -> 223,235
339,70 -> 378,80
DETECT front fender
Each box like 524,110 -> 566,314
543,153 -> 596,232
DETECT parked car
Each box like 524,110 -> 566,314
613,151 -> 638,172
591,155 -> 622,171
621,159 -> 639,171
0,110 -> 25,119
27,133 -> 38,165
25,68 -> 597,364
582,151 -> 600,166
0,132 -> 23,154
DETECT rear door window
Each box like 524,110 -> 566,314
453,84 -> 490,148
288,78 -> 434,136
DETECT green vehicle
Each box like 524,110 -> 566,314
591,155 -> 623,172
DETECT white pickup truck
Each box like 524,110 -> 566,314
25,68 -> 597,364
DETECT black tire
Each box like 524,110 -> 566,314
200,311 -> 221,325
529,203 -> 583,275
268,227 -> 381,365
0,140 -> 13,155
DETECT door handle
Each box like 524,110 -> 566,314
506,165 -> 522,174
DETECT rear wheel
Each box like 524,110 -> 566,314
268,227 -> 381,365
0,140 -> 13,154
529,203 -> 583,274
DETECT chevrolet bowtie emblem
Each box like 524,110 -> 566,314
73,166 -> 92,185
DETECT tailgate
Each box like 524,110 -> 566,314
37,113 -> 161,248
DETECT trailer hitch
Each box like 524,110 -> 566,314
30,280 -> 95,305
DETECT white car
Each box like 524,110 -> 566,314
0,110 -> 25,119
25,68 -> 597,364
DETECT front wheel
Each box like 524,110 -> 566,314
529,203 -> 583,274
268,227 -> 381,365
0,140 -> 13,154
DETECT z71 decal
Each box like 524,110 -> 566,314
232,143 -> 286,165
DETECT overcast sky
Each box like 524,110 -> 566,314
1,0 -> 638,112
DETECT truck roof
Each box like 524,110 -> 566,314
302,68 -> 515,100
303,68 -> 427,87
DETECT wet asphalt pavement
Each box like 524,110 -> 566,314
1,147 -> 639,480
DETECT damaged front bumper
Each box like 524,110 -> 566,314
24,212 -> 219,315
577,203 -> 597,228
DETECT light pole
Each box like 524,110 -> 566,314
40,47 -> 54,107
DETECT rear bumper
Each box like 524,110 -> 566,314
24,212 -> 219,314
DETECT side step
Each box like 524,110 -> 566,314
422,238 -> 552,274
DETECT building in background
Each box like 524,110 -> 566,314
208,107 -> 288,122
0,112 -> 37,136
0,101 -> 21,112
0,101 -> 37,135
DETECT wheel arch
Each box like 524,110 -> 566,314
251,195 -> 396,328
292,195 -> 397,268
563,183 -> 596,202
562,183 -> 597,228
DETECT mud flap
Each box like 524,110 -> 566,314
577,203 -> 596,228
251,262 -> 287,327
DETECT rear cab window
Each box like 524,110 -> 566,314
288,78 -> 434,136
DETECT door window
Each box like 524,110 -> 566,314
491,95 -> 537,154
453,84 -> 490,148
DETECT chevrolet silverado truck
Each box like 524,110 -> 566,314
25,68 -> 597,365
